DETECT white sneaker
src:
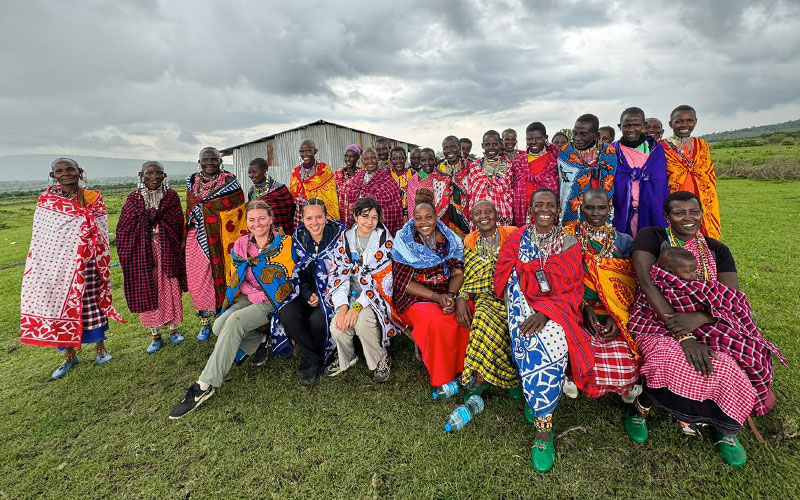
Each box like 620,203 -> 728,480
324,355 -> 359,377
562,379 -> 579,399
621,384 -> 643,404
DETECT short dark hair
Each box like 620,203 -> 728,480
552,131 -> 569,140
420,147 -> 435,157
663,191 -> 702,214
375,137 -> 390,147
459,137 -> 472,146
501,128 -> 516,137
670,105 -> 696,120
598,126 -> 615,141
482,129 -> 501,143
620,107 -> 646,123
390,145 -> 407,156
351,196 -> 383,221
582,187 -> 609,203
249,157 -> 268,170
576,114 -> 600,132
529,187 -> 558,207
442,135 -> 460,147
525,122 -> 547,135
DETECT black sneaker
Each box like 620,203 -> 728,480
299,362 -> 321,386
251,341 -> 271,367
168,383 -> 215,419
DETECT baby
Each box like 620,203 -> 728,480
657,247 -> 698,281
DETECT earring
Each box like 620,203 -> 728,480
137,177 -> 145,189
162,178 -> 170,191
196,164 -> 202,173
48,175 -> 55,187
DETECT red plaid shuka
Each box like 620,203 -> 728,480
117,188 -> 187,313
254,184 -> 295,236
629,265 -> 786,415
511,145 -> 559,227
466,157 -> 514,227
345,169 -> 404,236
334,167 -> 359,226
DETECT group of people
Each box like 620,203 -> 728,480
20,104 -> 785,473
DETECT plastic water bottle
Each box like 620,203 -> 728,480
432,379 -> 462,400
444,395 -> 486,432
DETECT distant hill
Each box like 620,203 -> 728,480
0,154 -> 197,182
702,119 -> 800,142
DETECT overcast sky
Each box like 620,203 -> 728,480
1,0 -> 798,161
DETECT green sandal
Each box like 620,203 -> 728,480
524,404 -> 536,425
624,414 -> 649,443
715,432 -> 747,467
508,386 -> 523,400
531,431 -> 555,473
462,383 -> 489,403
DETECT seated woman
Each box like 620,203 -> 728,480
326,197 -> 402,383
565,188 -> 640,400
406,148 -> 451,222
494,188 -> 589,473
21,158 -> 124,379
117,161 -> 187,354
276,199 -> 344,386
627,191 -> 785,467
455,200 -> 519,400
169,199 -> 296,418
346,148 -> 404,235
392,190 -> 470,388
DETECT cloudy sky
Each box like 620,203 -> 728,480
1,0 -> 798,161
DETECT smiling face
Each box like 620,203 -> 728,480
302,204 -> 327,237
669,110 -> 697,138
410,148 -> 421,171
471,200 -> 497,235
51,161 -> 81,189
375,141 -> 390,162
442,138 -> 460,164
413,203 -> 437,237
526,130 -> 547,154
665,198 -> 703,240
141,163 -> 166,190
344,149 -> 359,169
529,190 -> 560,233
580,191 -> 609,227
247,208 -> 273,240
248,163 -> 266,185
355,208 -> 379,235
390,149 -> 407,172
572,121 -> 598,150
482,134 -> 501,159
644,119 -> 664,139
198,149 -> 222,176
420,151 -> 436,173
502,130 -> 517,155
299,142 -> 317,164
619,113 -> 645,143
361,150 -> 378,173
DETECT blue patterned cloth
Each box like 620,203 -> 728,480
392,219 -> 463,276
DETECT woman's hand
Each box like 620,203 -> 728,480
582,306 -> 602,337
680,338 -> 718,378
520,311 -> 548,337
440,293 -> 456,315
601,319 -> 620,340
663,311 -> 713,335
308,293 -> 319,307
456,297 -> 473,328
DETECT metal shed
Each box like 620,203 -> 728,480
220,119 -> 418,193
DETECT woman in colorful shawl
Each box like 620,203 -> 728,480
612,107 -> 668,237
389,146 -> 413,217
557,114 -> 617,227
185,147 -> 248,341
117,161 -> 187,354
345,148 -> 404,235
21,158 -> 123,379
407,148 -> 451,222
494,188 -> 587,473
511,122 -> 560,227
392,191 -> 469,387
465,130 -> 514,227
325,197 -> 402,383
247,157 -> 295,236
437,136 -> 471,237
168,199 -> 296,419
565,188 -> 640,401
659,105 -> 721,239
275,200 -> 344,386
626,191 -> 776,467
289,139 -> 340,227
334,144 -> 362,226
454,200 -> 519,401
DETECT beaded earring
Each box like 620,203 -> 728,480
137,176 -> 145,189
196,164 -> 202,173
80,172 -> 88,188
47,175 -> 55,187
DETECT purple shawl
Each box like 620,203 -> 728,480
612,136 -> 669,236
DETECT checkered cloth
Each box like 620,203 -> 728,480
589,336 -> 638,395
253,183 -> 295,236
334,167 -> 359,226
629,265 -> 786,416
511,146 -> 560,227
345,169 -> 404,235
465,158 -> 514,226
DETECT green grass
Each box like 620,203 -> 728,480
710,144 -> 800,180
1,181 -> 798,499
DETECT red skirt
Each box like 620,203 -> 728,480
401,302 -> 470,386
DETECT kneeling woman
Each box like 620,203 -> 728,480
169,199 -> 295,418
392,191 -> 470,387
494,188 -> 589,473
326,197 -> 402,382
276,200 -> 344,386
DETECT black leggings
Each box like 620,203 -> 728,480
279,297 -> 327,365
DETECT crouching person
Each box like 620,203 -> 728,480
168,199 -> 296,418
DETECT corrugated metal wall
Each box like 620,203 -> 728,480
228,123 -> 415,194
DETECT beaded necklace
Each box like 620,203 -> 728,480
141,184 -> 166,210
577,222 -> 616,260
251,176 -> 275,199
480,156 -> 509,179
666,227 -> 712,281
476,228 -> 500,259
300,161 -> 318,181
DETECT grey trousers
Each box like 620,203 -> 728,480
198,296 -> 271,388
329,306 -> 386,370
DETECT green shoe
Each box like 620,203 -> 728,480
463,383 -> 489,403
508,386 -> 523,400
625,414 -> 649,443
524,404 -> 536,425
531,431 -> 555,473
715,433 -> 747,467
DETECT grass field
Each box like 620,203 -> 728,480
710,143 -> 800,180
0,179 -> 798,499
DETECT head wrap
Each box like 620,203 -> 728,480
346,144 -> 362,155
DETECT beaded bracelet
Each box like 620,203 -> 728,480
350,302 -> 364,313
676,333 -> 694,343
